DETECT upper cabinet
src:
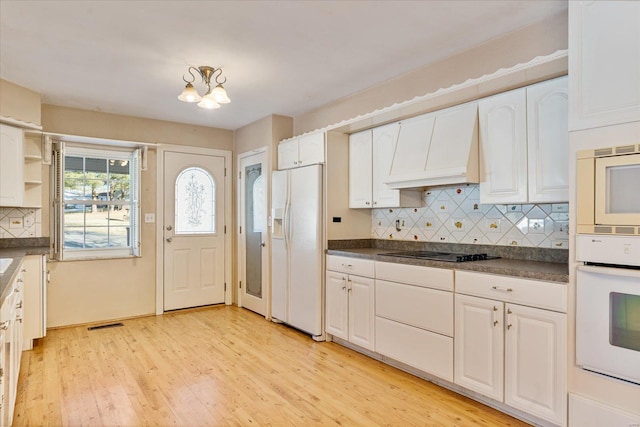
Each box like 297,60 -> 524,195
348,128 -> 422,209
0,124 -> 24,207
479,76 -> 569,204
569,1 -> 640,131
277,132 -> 324,170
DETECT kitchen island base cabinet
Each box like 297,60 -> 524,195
375,316 -> 453,382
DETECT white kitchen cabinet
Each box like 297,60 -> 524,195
454,294 -> 504,401
0,124 -> 25,207
455,271 -> 567,426
504,303 -> 567,424
374,262 -> 454,381
1,261 -> 25,427
22,254 -> 46,350
569,1 -> 640,131
526,77 -> 569,203
348,130 -> 373,208
325,255 -> 375,350
277,132 -> 324,170
479,77 -> 568,204
348,128 -> 421,208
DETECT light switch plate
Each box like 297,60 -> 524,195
144,213 -> 155,223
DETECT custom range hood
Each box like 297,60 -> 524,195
384,101 -> 479,189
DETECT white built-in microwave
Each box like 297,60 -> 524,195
577,145 -> 640,235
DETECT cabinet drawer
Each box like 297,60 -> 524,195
375,316 -> 453,382
375,261 -> 453,291
327,255 -> 374,277
376,280 -> 453,336
455,270 -> 567,312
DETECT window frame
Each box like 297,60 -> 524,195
52,141 -> 141,261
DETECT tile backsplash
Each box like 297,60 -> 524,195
0,207 -> 43,238
371,184 -> 569,249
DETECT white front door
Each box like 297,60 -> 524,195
238,150 -> 268,316
163,151 -> 226,311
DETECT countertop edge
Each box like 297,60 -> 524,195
0,246 -> 50,304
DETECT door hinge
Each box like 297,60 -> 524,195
239,171 -> 242,180
224,225 -> 227,234
224,168 -> 227,177
239,226 -> 242,234
239,281 -> 242,289
224,282 -> 227,291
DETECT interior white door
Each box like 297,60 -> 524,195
238,151 -> 268,316
163,151 -> 226,311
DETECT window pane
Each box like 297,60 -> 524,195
610,292 -> 640,352
63,226 -> 86,249
61,150 -> 136,254
175,167 -> 215,234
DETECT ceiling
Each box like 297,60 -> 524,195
0,1 -> 567,131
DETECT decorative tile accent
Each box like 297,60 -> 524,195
0,208 -> 43,238
371,184 -> 569,249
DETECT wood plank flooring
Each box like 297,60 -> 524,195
14,306 -> 528,426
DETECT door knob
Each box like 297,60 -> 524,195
166,237 -> 173,243
260,242 -> 266,247
166,225 -> 173,231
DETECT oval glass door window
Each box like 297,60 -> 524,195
175,167 -> 216,234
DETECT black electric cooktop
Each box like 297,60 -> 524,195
379,250 -> 500,263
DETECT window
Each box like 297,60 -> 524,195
52,143 -> 140,260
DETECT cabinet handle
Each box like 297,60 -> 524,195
341,263 -> 353,268
16,317 -> 22,324
341,277 -> 347,290
347,279 -> 352,292
365,201 -> 370,205
507,308 -> 513,330
16,301 -> 22,309
17,279 -> 23,284
0,321 -> 8,330
492,306 -> 499,327
491,286 -> 513,292
373,201 -> 378,205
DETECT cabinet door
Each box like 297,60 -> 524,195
348,130 -> 373,208
348,275 -> 375,350
454,294 -> 504,401
505,304 -> 567,426
0,124 -> 24,207
527,77 -> 569,203
325,271 -> 348,340
569,1 -> 640,131
479,88 -> 528,204
277,139 -> 299,170
298,133 -> 324,166
372,122 -> 400,207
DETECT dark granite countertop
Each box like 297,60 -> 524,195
0,238 -> 50,303
327,241 -> 569,283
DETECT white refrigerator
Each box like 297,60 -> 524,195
271,164 -> 324,338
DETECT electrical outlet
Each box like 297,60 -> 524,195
144,213 -> 155,223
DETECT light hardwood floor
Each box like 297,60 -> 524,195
14,306 -> 528,426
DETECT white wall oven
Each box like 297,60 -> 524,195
577,144 -> 640,235
576,235 -> 640,385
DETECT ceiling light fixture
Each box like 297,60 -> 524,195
178,65 -> 231,110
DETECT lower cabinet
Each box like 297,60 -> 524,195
325,255 -> 375,351
455,272 -> 567,426
325,271 -> 375,350
374,263 -> 454,382
1,262 -> 25,427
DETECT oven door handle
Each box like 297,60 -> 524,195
577,264 -> 640,279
